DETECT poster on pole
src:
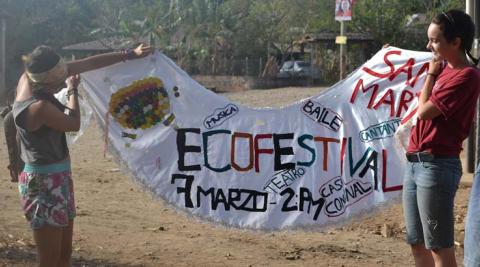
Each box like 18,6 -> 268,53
335,0 -> 354,21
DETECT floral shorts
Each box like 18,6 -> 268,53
18,162 -> 76,230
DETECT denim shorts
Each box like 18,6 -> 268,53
464,165 -> 480,267
402,158 -> 462,250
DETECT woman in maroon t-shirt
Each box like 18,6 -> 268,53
403,9 -> 480,267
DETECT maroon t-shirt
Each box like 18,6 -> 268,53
407,64 -> 480,156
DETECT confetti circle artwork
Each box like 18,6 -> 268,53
109,77 -> 170,129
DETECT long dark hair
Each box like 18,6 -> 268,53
24,46 -> 61,74
23,45 -> 66,111
432,9 -> 478,65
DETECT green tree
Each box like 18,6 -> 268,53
352,0 -> 465,50
0,0 -> 470,94
1,0 -> 94,91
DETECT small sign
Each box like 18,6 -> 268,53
336,36 -> 347,44
335,0 -> 354,21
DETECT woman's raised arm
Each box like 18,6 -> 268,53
66,43 -> 152,75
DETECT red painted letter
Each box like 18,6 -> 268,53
373,89 -> 395,117
314,137 -> 340,171
350,79 -> 379,109
382,150 -> 402,192
362,50 -> 401,78
254,134 -> 273,173
231,132 -> 254,172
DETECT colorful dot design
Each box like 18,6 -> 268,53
109,77 -> 170,130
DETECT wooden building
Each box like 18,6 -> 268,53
295,31 -> 376,82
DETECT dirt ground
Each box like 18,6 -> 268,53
0,86 -> 473,267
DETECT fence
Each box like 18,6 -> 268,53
177,57 -> 266,77
176,52 -> 368,84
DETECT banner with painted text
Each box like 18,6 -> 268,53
80,47 -> 430,230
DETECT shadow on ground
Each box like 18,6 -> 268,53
0,246 -> 144,267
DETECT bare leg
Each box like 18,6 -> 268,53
33,225 -> 63,267
57,220 -> 74,267
411,244 -> 435,267
431,247 -> 457,267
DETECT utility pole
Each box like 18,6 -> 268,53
0,17 -> 6,97
468,0 -> 475,172
467,0 -> 479,173
339,21 -> 346,80
475,0 -> 480,172
335,0 -> 352,80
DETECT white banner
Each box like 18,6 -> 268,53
81,47 -> 431,230
55,87 -> 93,145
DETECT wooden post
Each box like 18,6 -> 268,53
468,0 -> 480,172
259,57 -> 263,77
0,17 -> 6,96
467,0 -> 477,172
339,21 -> 345,80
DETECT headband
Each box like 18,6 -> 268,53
26,58 -> 68,84
442,11 -> 455,25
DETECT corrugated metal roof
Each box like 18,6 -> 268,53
299,32 -> 375,44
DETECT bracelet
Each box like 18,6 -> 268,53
427,72 -> 438,78
121,48 -> 136,61
65,108 -> 77,117
67,87 -> 78,98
